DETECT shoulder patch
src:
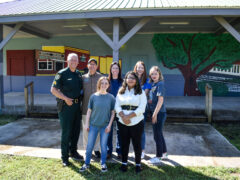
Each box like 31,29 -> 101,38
55,74 -> 61,80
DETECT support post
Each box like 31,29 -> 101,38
215,16 -> 240,43
113,18 -> 119,62
0,24 -> 3,110
24,87 -> 29,117
205,83 -> 213,123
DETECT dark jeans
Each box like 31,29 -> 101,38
116,117 -> 122,155
152,112 -> 167,157
117,120 -> 144,164
107,122 -> 114,155
59,103 -> 81,161
141,105 -> 150,150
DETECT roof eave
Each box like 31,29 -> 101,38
0,8 -> 240,23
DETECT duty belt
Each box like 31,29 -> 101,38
121,105 -> 138,110
73,98 -> 80,104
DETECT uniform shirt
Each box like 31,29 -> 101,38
115,87 -> 147,126
52,67 -> 83,99
82,72 -> 103,115
88,93 -> 115,127
149,81 -> 166,113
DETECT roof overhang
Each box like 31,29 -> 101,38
0,8 -> 240,23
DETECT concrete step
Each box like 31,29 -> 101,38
166,114 -> 207,123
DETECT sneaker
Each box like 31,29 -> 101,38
119,164 -> 127,172
141,152 -> 145,159
70,151 -> 83,161
79,164 -> 89,172
62,159 -> 69,167
94,151 -> 101,158
162,153 -> 168,160
101,164 -> 108,173
149,157 -> 161,164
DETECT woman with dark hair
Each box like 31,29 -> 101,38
115,71 -> 147,173
133,61 -> 151,159
107,61 -> 123,159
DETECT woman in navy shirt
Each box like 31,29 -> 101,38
107,62 -> 123,159
148,66 -> 168,164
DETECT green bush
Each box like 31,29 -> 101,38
198,81 -> 228,96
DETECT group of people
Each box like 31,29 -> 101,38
51,53 -> 168,174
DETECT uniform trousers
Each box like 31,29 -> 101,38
117,120 -> 144,164
59,102 -> 81,161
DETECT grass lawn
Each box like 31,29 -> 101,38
213,123 -> 240,151
0,154 -> 240,180
0,114 -> 19,126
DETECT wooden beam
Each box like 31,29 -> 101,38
0,24 -> 3,109
118,17 -> 151,49
113,18 -> 119,62
215,17 -> 240,35
6,24 -> 51,39
0,22 -> 24,50
87,20 -> 114,49
215,16 -> 240,43
120,18 -> 128,34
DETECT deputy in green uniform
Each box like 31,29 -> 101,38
51,53 -> 83,167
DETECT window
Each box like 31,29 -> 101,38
38,60 -> 53,70
55,61 -> 64,71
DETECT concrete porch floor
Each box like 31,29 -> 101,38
0,118 -> 240,167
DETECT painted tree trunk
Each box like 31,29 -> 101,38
183,76 -> 201,96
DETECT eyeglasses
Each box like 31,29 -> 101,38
126,77 -> 136,80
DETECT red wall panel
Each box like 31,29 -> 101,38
7,50 -> 35,76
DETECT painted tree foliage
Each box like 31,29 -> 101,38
152,34 -> 240,96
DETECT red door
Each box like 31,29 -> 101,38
7,50 -> 35,76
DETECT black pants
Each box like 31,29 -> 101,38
117,120 -> 144,164
59,103 -> 81,161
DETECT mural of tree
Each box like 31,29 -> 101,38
152,34 -> 240,96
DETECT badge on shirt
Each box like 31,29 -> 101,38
53,81 -> 57,85
55,74 -> 61,80
152,86 -> 157,93
83,78 -> 89,82
67,78 -> 72,80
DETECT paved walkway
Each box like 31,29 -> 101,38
0,118 -> 240,167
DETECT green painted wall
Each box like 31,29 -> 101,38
3,34 -> 181,75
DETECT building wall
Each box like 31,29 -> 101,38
3,34 -> 184,95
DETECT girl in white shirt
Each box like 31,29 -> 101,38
115,71 -> 147,173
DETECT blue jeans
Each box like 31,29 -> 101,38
152,112 -> 167,157
85,125 -> 109,165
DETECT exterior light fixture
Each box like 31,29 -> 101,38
159,22 -> 189,25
